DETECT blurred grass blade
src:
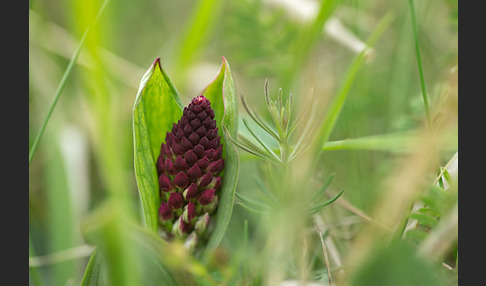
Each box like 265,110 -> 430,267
306,173 -> 335,205
310,12 -> 395,161
28,0 -> 109,165
133,58 -> 184,232
309,189 -> 344,214
199,57 -> 240,262
408,0 -> 431,128
81,249 -> 104,286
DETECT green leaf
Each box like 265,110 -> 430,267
132,58 -> 184,232
81,249 -> 105,286
199,57 -> 240,262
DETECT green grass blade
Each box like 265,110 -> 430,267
133,58 -> 184,232
28,0 -> 109,165
310,12 -> 395,160
306,173 -> 335,205
81,249 -> 104,286
408,0 -> 431,128
309,189 -> 344,214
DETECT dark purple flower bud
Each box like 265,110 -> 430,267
202,117 -> 211,128
180,137 -> 193,151
197,172 -> 213,188
208,119 -> 216,129
207,128 -> 218,140
195,125 -> 206,137
184,150 -> 198,166
197,157 -> 210,169
200,99 -> 209,109
168,192 -> 184,210
199,136 -> 210,149
207,176 -> 221,190
174,156 -> 189,171
202,195 -> 219,214
187,164 -> 202,181
156,155 -> 165,175
204,149 -> 214,160
182,201 -> 196,222
212,146 -> 223,160
175,128 -> 184,140
163,144 -> 172,158
164,158 -> 175,175
166,132 -> 175,145
171,142 -> 184,156
187,132 -> 200,145
198,189 -> 216,206
174,171 -> 189,188
193,105 -> 202,113
209,137 -> 220,149
193,144 -> 205,158
157,95 -> 225,245
159,173 -> 174,192
178,216 -> 191,234
183,183 -> 198,200
190,118 -> 201,129
207,159 -> 224,174
197,111 -> 208,120
186,110 -> 196,120
159,201 -> 172,221
183,124 -> 193,135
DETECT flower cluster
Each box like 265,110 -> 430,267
156,95 -> 224,249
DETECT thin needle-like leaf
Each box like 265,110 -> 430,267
235,191 -> 272,211
309,189 -> 345,214
242,118 -> 281,162
238,134 -> 279,162
241,94 -> 280,142
287,88 -> 313,139
306,173 -> 335,205
237,202 -> 269,215
288,103 -> 318,161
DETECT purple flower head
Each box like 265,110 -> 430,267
156,95 -> 224,247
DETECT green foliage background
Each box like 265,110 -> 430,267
29,0 -> 457,285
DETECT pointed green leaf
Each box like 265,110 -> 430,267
199,57 -> 239,262
133,58 -> 184,232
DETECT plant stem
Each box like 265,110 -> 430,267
408,0 -> 445,188
29,0 -> 109,165
408,0 -> 431,128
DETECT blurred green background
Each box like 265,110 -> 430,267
29,0 -> 457,285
